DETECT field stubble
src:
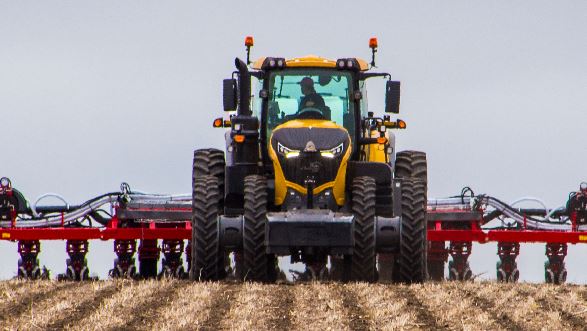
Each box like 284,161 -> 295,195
0,279 -> 586,330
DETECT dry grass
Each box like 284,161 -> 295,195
290,283 -> 351,330
1,280 -> 587,330
151,282 -> 224,331
353,283 -> 420,330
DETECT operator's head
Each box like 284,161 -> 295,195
299,77 -> 315,96
581,182 -> 587,194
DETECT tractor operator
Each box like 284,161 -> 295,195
298,77 -> 325,111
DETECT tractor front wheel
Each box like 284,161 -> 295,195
242,175 -> 276,282
398,179 -> 428,283
190,175 -> 222,281
350,176 -> 377,282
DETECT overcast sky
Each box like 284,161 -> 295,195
1,1 -> 586,282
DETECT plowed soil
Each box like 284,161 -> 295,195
1,279 -> 586,330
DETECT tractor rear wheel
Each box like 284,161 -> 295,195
190,175 -> 222,281
242,175 -> 276,282
398,179 -> 428,283
351,176 -> 377,282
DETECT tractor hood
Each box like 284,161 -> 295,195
268,119 -> 352,206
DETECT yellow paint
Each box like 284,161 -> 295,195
1,232 -> 10,239
274,119 -> 343,129
251,55 -> 369,71
251,57 -> 267,70
579,235 -> 587,241
355,58 -> 370,71
286,55 -> 336,68
366,130 -> 389,163
269,119 -> 351,206
332,145 -> 351,205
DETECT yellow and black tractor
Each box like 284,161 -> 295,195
190,37 -> 428,283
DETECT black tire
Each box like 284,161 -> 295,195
351,176 -> 377,282
395,151 -> 427,181
193,149 -> 225,207
190,175 -> 222,281
242,175 -> 274,282
398,179 -> 427,283
394,150 -> 428,283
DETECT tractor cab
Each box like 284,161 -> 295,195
253,56 -> 365,141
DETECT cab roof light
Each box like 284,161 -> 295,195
261,57 -> 286,70
336,58 -> 359,71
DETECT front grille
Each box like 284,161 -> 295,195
279,152 -> 341,188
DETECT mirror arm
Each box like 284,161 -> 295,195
357,72 -> 391,80
250,71 -> 264,79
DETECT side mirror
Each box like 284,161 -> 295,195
223,79 -> 237,111
385,80 -> 401,113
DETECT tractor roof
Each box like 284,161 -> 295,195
251,55 -> 369,71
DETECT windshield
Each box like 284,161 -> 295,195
266,69 -> 355,138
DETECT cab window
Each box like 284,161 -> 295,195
266,69 -> 355,140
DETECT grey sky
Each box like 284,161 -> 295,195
1,1 -> 586,281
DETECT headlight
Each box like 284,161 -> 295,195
320,143 -> 344,158
277,142 -> 300,158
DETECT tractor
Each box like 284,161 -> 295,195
189,37 -> 428,283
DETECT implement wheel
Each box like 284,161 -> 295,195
139,259 -> 158,279
190,175 -> 222,281
398,179 -> 428,283
242,175 -> 276,282
428,260 -> 445,281
350,176 -> 377,282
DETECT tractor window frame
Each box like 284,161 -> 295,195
264,69 -> 355,142
251,76 -> 263,118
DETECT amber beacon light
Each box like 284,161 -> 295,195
369,37 -> 378,67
